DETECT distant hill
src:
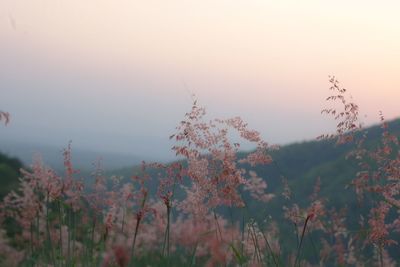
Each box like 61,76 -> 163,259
2,118 -> 399,215
0,141 -> 151,171
109,118 -> 400,248
1,118 -> 399,261
0,142 -> 157,198
111,119 -> 400,203
256,118 -> 400,208
1,118 -> 398,264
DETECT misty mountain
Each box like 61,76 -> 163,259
109,118 -> 400,225
2,118 -> 399,208
0,140 -> 150,171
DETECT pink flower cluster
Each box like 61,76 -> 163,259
1,78 -> 399,267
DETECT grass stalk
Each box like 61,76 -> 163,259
129,191 -> 148,266
45,194 -> 56,266
162,203 -> 171,258
129,215 -> 141,267
67,208 -> 71,267
260,229 -> 279,267
294,215 -> 312,267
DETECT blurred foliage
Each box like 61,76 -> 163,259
0,152 -> 23,199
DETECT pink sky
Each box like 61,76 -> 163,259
0,1 -> 399,159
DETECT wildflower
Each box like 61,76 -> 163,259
0,230 -> 24,267
244,171 -> 274,202
367,202 -> 395,246
320,76 -> 362,144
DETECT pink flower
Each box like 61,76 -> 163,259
308,203 -> 322,219
367,202 -> 395,246
244,171 -> 274,202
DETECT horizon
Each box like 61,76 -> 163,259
1,1 -> 400,162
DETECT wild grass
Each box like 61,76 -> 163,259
0,78 -> 399,266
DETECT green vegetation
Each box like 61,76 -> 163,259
0,112 -> 399,266
0,152 -> 23,199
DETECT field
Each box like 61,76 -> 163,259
1,78 -> 399,266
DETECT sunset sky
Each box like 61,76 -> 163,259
1,1 -> 399,161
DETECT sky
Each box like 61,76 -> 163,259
0,0 -> 399,162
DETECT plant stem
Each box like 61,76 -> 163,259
162,203 -> 171,258
379,244 -> 383,267
213,210 -> 223,241
249,223 -> 262,263
36,212 -> 40,261
72,210 -> 76,262
30,222 -> 34,259
58,201 -> 63,267
121,205 -> 126,234
129,215 -> 141,267
294,215 -> 311,267
260,230 -> 279,267
189,242 -> 199,267
89,218 -> 96,266
45,194 -> 56,266
67,208 -> 71,267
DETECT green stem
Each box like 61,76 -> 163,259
72,210 -> 76,262
260,229 -> 279,267
294,215 -> 311,267
129,216 -> 141,267
379,244 -> 384,267
45,194 -> 56,266
162,203 -> 171,258
167,204 -> 171,258
121,205 -> 126,234
189,242 -> 199,267
36,212 -> 40,261
67,208 -> 71,267
89,218 -> 96,266
58,201 -> 63,267
213,210 -> 223,241
249,223 -> 262,263
129,191 -> 148,266
241,208 -> 245,256
30,222 -> 34,260
307,228 -> 319,264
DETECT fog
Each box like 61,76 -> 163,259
1,1 -> 399,165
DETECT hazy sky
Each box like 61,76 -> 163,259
1,1 -> 399,160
